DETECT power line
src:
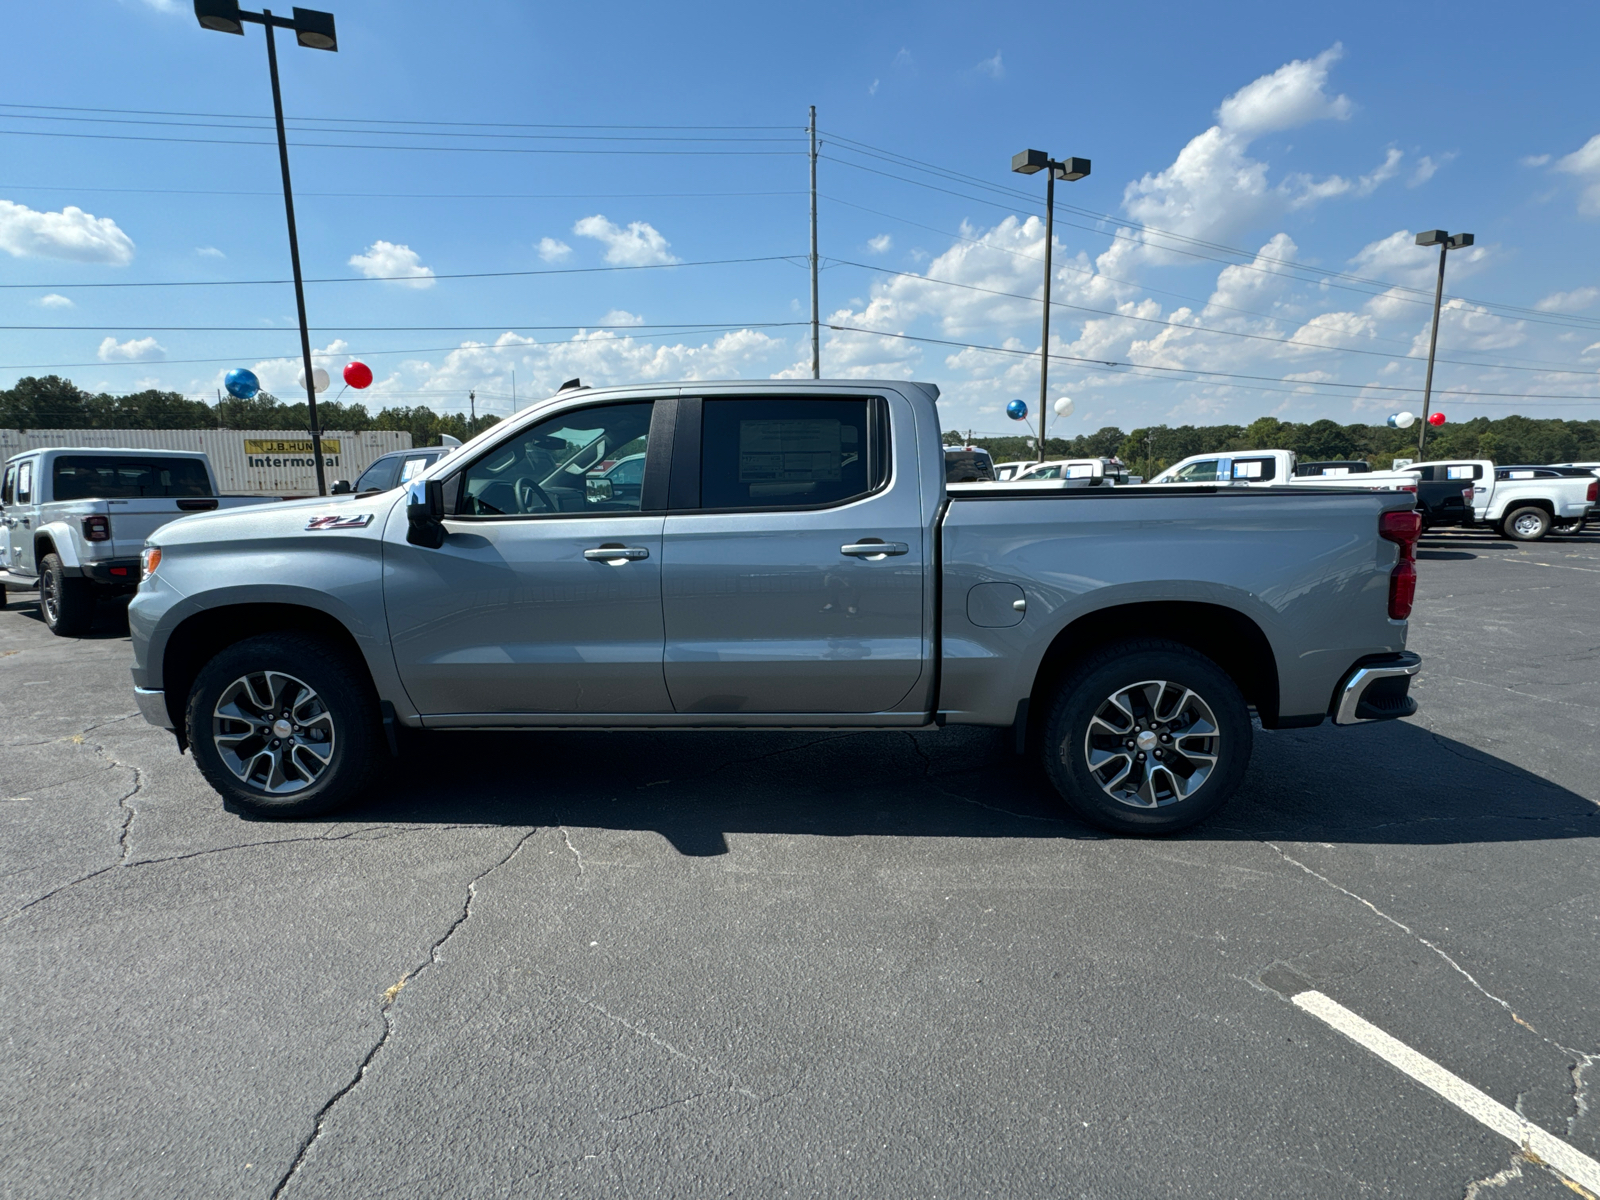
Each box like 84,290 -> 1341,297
0,101 -> 798,131
819,140 -> 1600,333
825,325 -> 1600,405
0,183 -> 808,200
0,323 -> 808,372
0,128 -> 804,156
830,258 -> 1600,377
0,254 -> 805,291
4,321 -> 803,332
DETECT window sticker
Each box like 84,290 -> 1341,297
1065,464 -> 1094,478
1322,467 -> 1350,476
738,419 -> 843,483
1508,470 -> 1535,480
1233,460 -> 1265,479
399,457 -> 429,483
1446,466 -> 1474,480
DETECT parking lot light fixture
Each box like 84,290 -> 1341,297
1012,150 -> 1090,460
1413,228 -> 1474,458
193,1 -> 339,494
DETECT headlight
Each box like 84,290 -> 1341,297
140,546 -> 162,582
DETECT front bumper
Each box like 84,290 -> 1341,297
1331,652 -> 1422,725
134,686 -> 173,730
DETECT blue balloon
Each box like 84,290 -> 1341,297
225,368 -> 261,400
1006,398 -> 1028,421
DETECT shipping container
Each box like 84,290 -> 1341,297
0,429 -> 413,496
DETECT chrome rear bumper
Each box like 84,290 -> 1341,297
1332,652 -> 1421,725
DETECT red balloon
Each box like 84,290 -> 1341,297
1427,411 -> 1446,427
343,361 -> 373,389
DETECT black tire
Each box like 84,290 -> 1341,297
1040,639 -> 1252,835
1501,506 -> 1551,542
39,552 -> 96,636
187,633 -> 382,818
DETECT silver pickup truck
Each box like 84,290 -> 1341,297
128,380 -> 1423,834
2,447 -> 271,635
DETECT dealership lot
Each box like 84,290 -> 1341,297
2,528 -> 1596,1198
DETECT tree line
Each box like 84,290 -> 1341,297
943,414 -> 1600,475
0,375 -> 501,448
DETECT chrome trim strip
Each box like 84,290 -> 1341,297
134,686 -> 173,730
1333,655 -> 1422,726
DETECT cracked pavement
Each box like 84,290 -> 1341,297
1,526 -> 1597,1197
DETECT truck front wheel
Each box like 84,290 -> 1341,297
39,553 -> 96,636
1501,506 -> 1551,541
1040,639 -> 1252,835
187,633 -> 382,818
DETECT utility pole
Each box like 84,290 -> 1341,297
809,104 -> 820,379
469,389 -> 476,426
512,369 -> 517,411
1413,229 -> 1474,457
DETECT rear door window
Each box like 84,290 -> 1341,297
18,460 -> 34,503
1231,458 -> 1276,481
51,456 -> 212,500
700,397 -> 886,509
1444,464 -> 1481,481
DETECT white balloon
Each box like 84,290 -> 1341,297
298,367 -> 332,394
1053,396 -> 1075,418
1394,410 -> 1416,429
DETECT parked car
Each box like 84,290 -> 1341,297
1150,449 -> 1419,493
1550,462 -> 1600,527
943,446 -> 995,482
1,448 -> 275,635
1015,458 -> 1131,486
129,379 -> 1423,836
1409,459 -> 1597,540
334,439 -> 461,495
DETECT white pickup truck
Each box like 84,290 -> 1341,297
1,447 -> 272,635
1150,449 -> 1418,492
1410,460 -> 1597,540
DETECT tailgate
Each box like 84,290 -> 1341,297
104,499 -> 215,558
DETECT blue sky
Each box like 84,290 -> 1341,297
2,0 -> 1598,434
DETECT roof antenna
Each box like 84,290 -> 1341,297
557,377 -> 584,393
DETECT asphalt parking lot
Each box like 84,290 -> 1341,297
2,524 -> 1597,1199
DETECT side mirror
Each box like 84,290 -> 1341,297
330,479 -> 353,494
406,478 -> 446,548
585,476 -> 614,504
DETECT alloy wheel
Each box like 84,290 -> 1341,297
1080,678 -> 1220,808
212,670 -> 336,794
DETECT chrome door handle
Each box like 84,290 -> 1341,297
584,544 -> 649,562
841,540 -> 909,558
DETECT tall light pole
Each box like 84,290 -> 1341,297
809,105 -> 820,379
1011,150 -> 1089,461
1413,228 -> 1474,458
194,0 -> 338,495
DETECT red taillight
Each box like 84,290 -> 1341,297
81,514 -> 111,542
1380,508 -> 1422,620
1462,487 -> 1474,504
1588,479 -> 1598,503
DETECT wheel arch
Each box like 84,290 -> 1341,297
1026,600 -> 1281,742
161,603 -> 378,741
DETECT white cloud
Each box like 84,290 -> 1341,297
347,240 -> 435,288
1554,133 -> 1600,215
867,234 -> 893,254
868,79 -> 880,96
974,51 -> 1004,80
893,48 -> 913,68
0,200 -> 135,265
32,293 -> 74,308
195,245 -> 225,258
1536,287 -> 1599,313
601,309 -> 644,326
98,336 -> 165,362
1521,153 -> 1552,168
537,237 -> 572,263
1121,47 -> 1362,250
1349,228 -> 1490,290
1407,153 -> 1454,187
572,215 -> 679,266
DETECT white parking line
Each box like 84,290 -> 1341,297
1291,989 -> 1600,1193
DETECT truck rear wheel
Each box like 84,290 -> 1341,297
1040,639 -> 1251,835
187,633 -> 382,818
39,553 -> 96,636
1502,506 -> 1551,541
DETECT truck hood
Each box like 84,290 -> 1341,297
150,489 -> 403,547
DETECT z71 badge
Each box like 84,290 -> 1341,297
305,513 -> 374,530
